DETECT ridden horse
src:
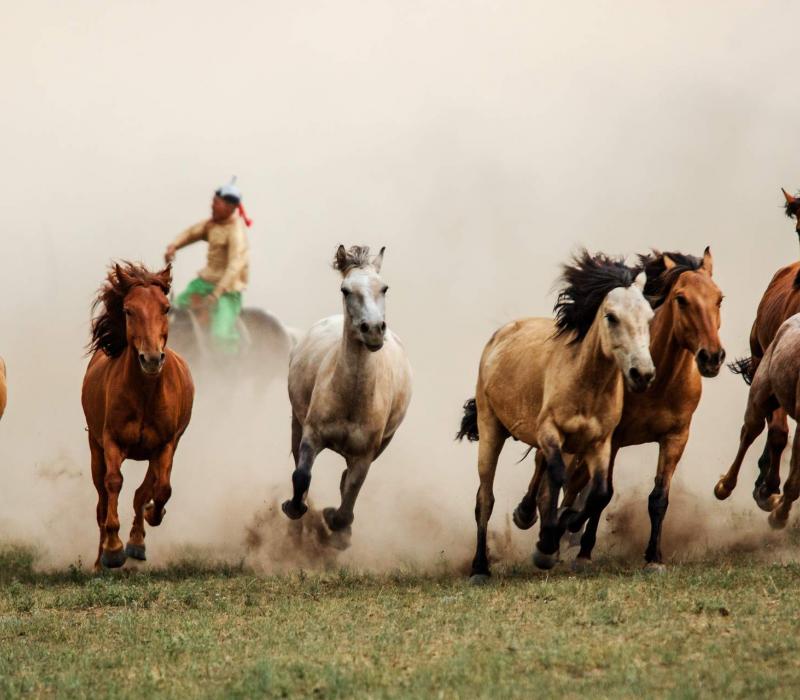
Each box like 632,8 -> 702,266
281,246 -> 412,546
528,249 -> 724,569
716,314 -> 800,528
457,252 -> 655,582
720,188 -> 800,509
82,263 -> 194,570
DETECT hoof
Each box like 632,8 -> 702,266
532,545 -> 559,570
644,562 -> 667,574
571,557 -> 592,573
327,527 -> 352,551
469,574 -> 491,586
125,543 -> 147,561
765,493 -> 782,512
714,480 -> 732,501
100,548 -> 127,569
281,500 -> 308,520
768,510 -> 787,530
323,507 -> 353,532
144,504 -> 166,527
512,504 -> 537,530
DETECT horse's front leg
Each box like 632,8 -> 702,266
754,409 -> 789,511
126,467 -> 155,561
574,447 -> 618,565
715,394 -> 769,500
321,454 -> 373,550
282,432 -> 321,520
643,431 -> 688,570
533,421 -> 567,570
512,451 -> 545,530
89,439 -> 108,572
768,429 -> 800,529
99,440 -> 127,569
144,443 -> 175,528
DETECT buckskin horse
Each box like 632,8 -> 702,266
717,188 -> 800,509
457,252 -> 655,582
82,263 -> 194,570
281,246 -> 412,549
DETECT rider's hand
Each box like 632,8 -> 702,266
165,244 -> 177,264
206,292 -> 220,308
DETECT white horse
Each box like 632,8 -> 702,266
282,245 -> 412,545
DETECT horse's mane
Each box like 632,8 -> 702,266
332,245 -> 374,273
785,191 -> 799,219
638,250 -> 703,309
89,262 -> 172,358
554,250 -> 638,344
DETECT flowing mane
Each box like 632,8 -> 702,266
332,245 -> 376,273
638,251 -> 703,309
554,250 -> 637,343
89,262 -> 172,358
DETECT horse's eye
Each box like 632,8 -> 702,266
123,308 -> 132,316
676,296 -> 688,308
605,313 -> 618,325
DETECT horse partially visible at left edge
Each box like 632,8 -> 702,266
82,262 -> 194,570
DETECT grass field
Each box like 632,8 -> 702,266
1,545 -> 799,699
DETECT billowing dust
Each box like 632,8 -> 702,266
1,1 -> 799,574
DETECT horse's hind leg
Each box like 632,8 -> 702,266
126,468 -> 155,561
291,415 -> 302,467
90,440 -> 108,572
769,428 -> 800,529
512,451 -> 545,530
753,409 -> 789,511
282,431 -> 321,520
470,408 -> 508,582
144,443 -> 176,528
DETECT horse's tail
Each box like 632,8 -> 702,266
728,356 -> 755,385
456,398 -> 480,441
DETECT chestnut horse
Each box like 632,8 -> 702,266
535,249 -> 724,570
718,188 -> 800,509
458,252 -> 655,582
82,263 -> 194,570
717,314 -> 800,528
282,246 -> 412,547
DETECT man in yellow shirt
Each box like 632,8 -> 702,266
165,178 -> 252,353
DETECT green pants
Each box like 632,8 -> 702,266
176,278 -> 242,353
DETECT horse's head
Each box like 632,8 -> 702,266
642,248 -> 725,378
334,244 -> 388,352
90,262 -> 172,375
555,251 -> 655,393
783,188 -> 800,237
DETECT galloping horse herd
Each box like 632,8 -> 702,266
3,190 -> 800,578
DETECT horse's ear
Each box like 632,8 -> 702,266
373,246 -> 386,273
662,254 -> 677,271
701,246 -> 713,276
114,263 -> 133,290
335,245 -> 348,274
634,271 -> 647,291
157,264 -> 173,292
783,188 -> 796,205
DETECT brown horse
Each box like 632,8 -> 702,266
718,188 -> 800,509
531,249 -> 724,570
458,252 -> 655,582
82,263 -> 194,570
716,314 -> 800,528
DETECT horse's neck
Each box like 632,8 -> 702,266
332,326 -> 377,398
649,303 -> 694,384
572,321 -> 618,393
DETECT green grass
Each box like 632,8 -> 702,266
1,545 -> 799,698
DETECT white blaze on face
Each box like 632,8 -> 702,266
341,267 -> 388,350
601,278 -> 655,389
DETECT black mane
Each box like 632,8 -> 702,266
638,251 -> 703,309
554,251 -> 638,344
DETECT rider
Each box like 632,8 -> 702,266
165,178 -> 252,353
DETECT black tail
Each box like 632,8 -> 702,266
456,398 -> 479,441
728,356 -> 755,386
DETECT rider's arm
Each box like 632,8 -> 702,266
212,226 -> 248,300
172,221 -> 208,250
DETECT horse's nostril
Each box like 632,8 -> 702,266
698,349 -> 710,363
629,367 -> 641,382
360,323 -> 369,334
139,353 -> 146,362
160,353 -> 166,362
380,322 -> 387,332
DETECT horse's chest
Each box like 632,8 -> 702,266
111,405 -> 172,455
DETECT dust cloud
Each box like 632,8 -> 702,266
1,1 -> 799,572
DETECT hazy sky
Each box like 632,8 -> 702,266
1,1 -> 799,566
